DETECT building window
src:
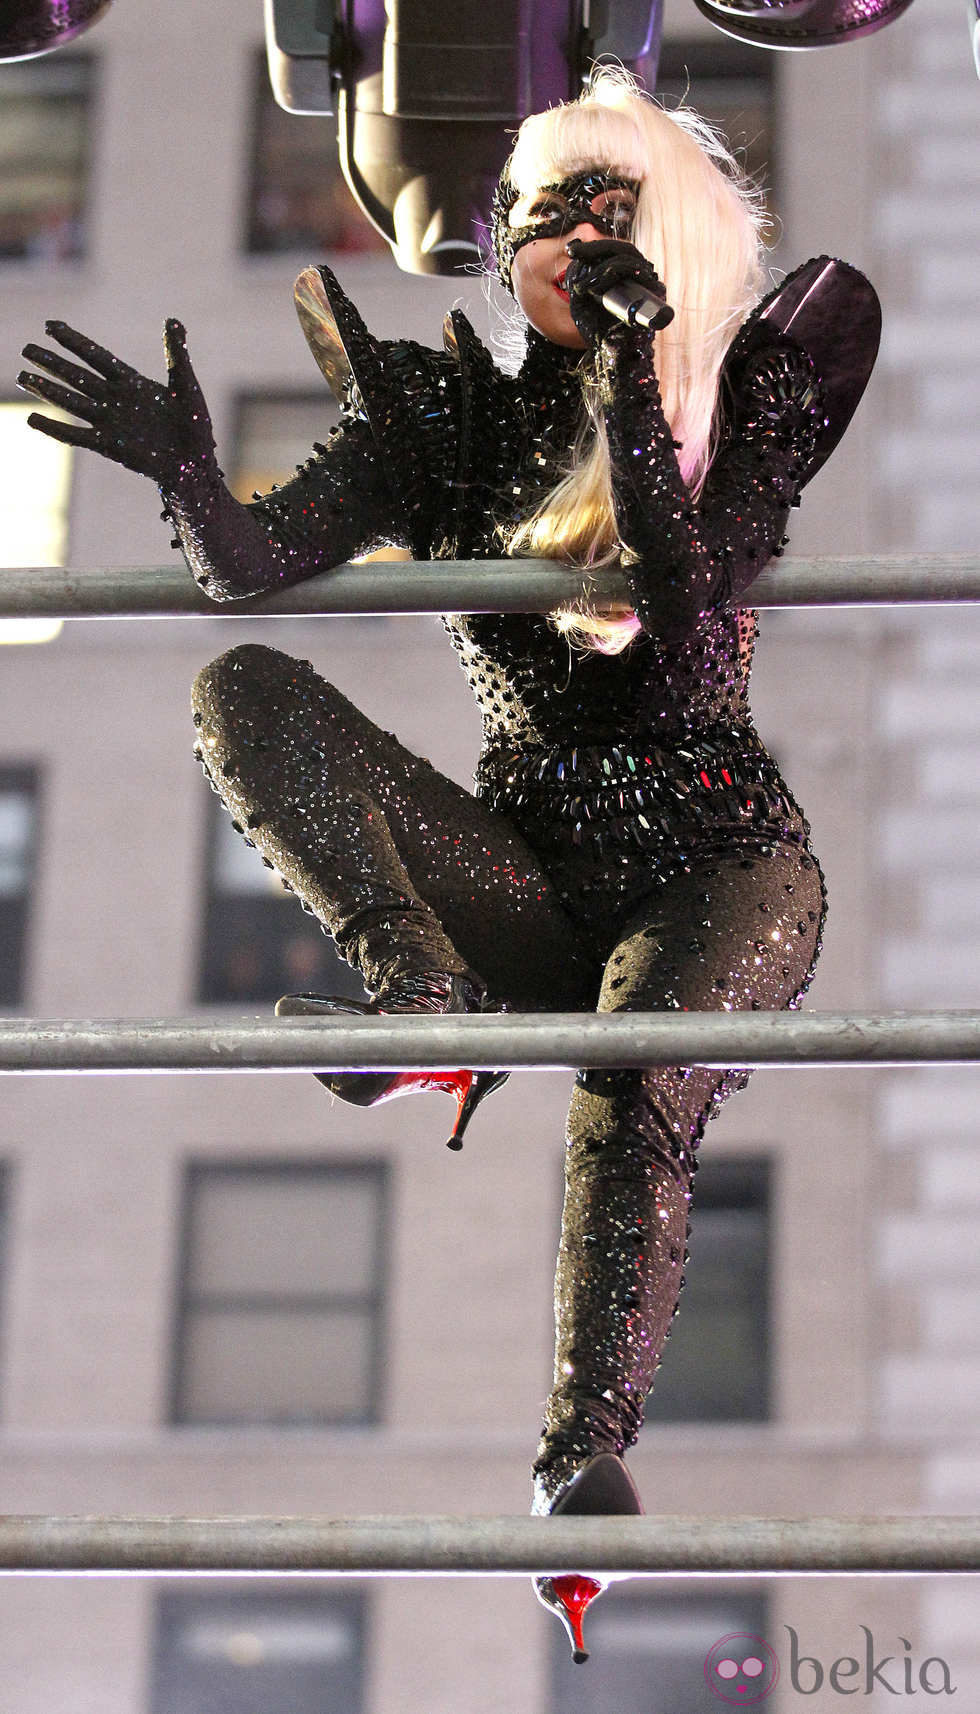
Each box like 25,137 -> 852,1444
244,50 -> 389,257
172,1162 -> 388,1426
228,389 -> 408,571
1,399 -> 73,643
642,1157 -> 771,1424
657,38 -> 778,234
552,1589 -> 769,1713
198,789 -> 368,1005
152,1588 -> 366,1714
0,767 -> 39,1008
0,1166 -> 6,1373
229,391 -> 341,504
0,392 -> 75,640
0,55 -> 94,263
0,402 -> 73,568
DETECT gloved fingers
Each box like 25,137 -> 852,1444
24,410 -> 102,452
17,370 -> 104,423
163,318 -> 198,393
567,254 -> 648,296
20,342 -> 108,400
565,238 -> 665,311
565,236 -> 644,266
42,319 -> 139,382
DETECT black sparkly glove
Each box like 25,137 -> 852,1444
18,318 -> 218,491
564,237 -> 668,346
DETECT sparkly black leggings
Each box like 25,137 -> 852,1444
192,643 -> 824,1508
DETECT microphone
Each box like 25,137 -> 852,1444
599,280 -> 674,332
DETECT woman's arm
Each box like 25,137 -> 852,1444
162,413 -> 403,601
564,239 -> 824,644
18,319 -> 403,602
600,325 -> 822,642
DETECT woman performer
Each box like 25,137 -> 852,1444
19,70 -> 879,1662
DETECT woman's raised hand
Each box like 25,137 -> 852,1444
564,237 -> 667,346
18,318 -> 217,490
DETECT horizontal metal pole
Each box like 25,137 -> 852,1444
2,554 -> 978,619
1,1013 -> 978,1074
0,1514 -> 976,1575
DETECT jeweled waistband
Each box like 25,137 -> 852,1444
476,728 -> 777,790
473,728 -> 800,846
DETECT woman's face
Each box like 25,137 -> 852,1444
506,172 -> 638,349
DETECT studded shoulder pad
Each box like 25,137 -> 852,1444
294,264 -> 461,556
721,255 -> 881,487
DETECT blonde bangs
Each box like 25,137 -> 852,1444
506,100 -> 647,195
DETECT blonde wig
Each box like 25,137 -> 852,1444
503,69 -> 768,652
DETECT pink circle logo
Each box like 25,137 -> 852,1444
704,1633 -> 780,1703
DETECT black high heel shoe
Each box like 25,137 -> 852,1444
534,1453 -> 644,1665
275,973 -> 508,1150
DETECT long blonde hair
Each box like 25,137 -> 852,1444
504,69 -> 767,652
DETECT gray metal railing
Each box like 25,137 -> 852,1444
2,553 -> 978,619
1,1514 -> 977,1574
1,1012 -> 979,1074
4,552 -> 977,1589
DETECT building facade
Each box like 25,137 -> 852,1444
0,0 -> 978,1707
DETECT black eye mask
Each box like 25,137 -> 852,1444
492,168 -> 640,293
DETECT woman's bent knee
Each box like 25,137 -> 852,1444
191,643 -> 295,716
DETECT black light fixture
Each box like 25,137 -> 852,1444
0,0 -> 112,61
690,0 -> 915,49
265,0 -> 663,276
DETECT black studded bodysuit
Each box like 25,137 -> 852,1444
181,267 -> 828,1509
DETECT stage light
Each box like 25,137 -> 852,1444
0,0 -> 112,61
264,0 -> 663,275
692,0 -> 915,50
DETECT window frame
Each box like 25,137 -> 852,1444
169,1159 -> 390,1429
0,396 -> 77,576
0,763 -> 41,1011
0,50 -> 98,270
240,46 -> 389,260
227,387 -> 341,505
151,1583 -> 368,1714
196,784 -> 370,1008
641,1153 -> 773,1426
0,1163 -> 8,1397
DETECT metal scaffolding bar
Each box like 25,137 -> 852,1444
1,1012 -> 978,1074
0,1514 -> 977,1575
2,554 -> 978,620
